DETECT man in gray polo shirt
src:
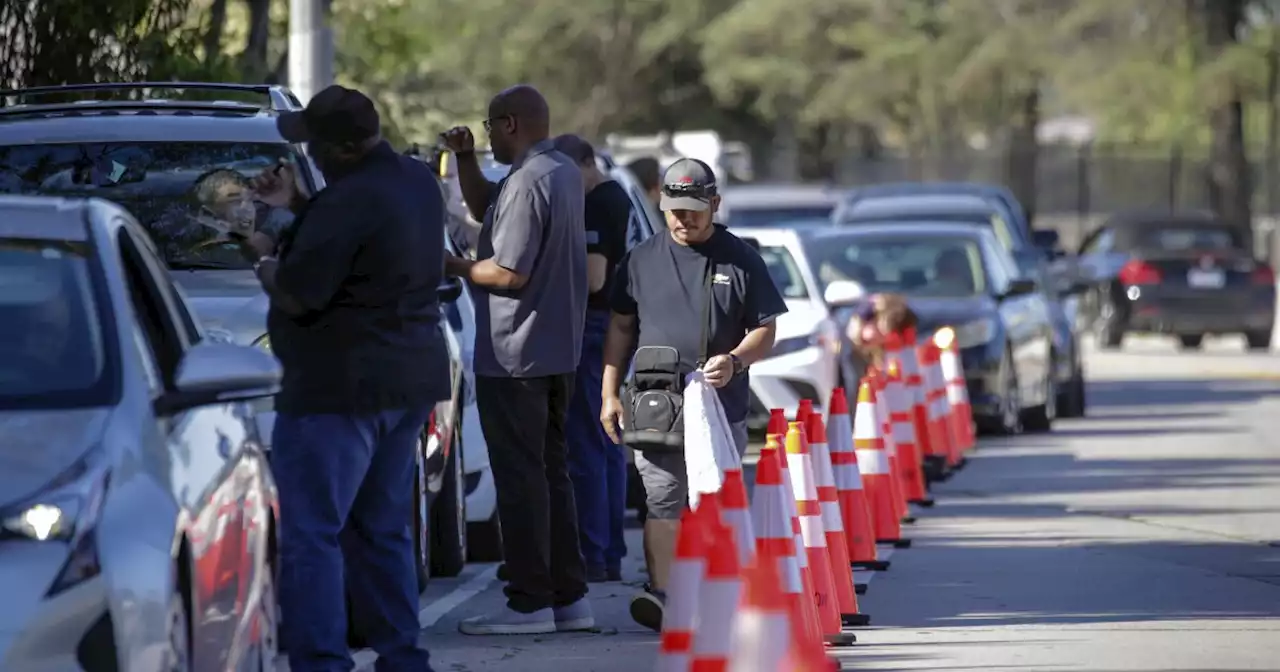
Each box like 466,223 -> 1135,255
441,84 -> 591,635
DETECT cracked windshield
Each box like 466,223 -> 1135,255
0,142 -> 297,269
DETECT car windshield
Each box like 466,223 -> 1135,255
0,238 -> 115,408
0,142 -> 298,270
1139,226 -> 1240,252
806,235 -> 987,298
729,206 -> 833,228
755,244 -> 809,299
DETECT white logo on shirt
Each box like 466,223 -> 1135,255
713,273 -> 731,285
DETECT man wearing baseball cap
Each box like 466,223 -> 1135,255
236,84 -> 445,671
599,157 -> 788,630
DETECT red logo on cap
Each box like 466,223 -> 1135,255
678,176 -> 694,184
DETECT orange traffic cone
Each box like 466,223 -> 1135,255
921,342 -> 961,469
854,379 -> 910,548
768,408 -> 788,437
774,433 -> 831,647
753,438 -> 821,646
872,372 -> 912,523
935,327 -> 976,455
691,508 -> 742,672
883,361 -> 932,506
826,388 -> 888,573
804,411 -> 868,627
656,507 -> 707,672
718,466 -> 756,568
784,422 -> 855,647
900,327 -> 947,481
727,555 -> 795,672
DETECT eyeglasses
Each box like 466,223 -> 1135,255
661,183 -> 716,199
482,115 -> 512,133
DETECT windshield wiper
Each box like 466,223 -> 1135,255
167,260 -> 243,270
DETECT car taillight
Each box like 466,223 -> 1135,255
426,409 -> 437,437
1118,260 -> 1161,285
1252,264 -> 1275,285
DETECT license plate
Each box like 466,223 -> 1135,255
1187,268 -> 1225,288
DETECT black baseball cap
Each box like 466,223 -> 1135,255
660,158 -> 717,211
276,84 -> 380,144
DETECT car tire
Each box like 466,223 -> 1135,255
163,567 -> 193,672
1095,292 -> 1125,349
1245,330 -> 1272,351
430,422 -> 467,579
1178,334 -> 1205,350
412,439 -> 431,593
253,567 -> 280,672
1021,367 -> 1055,433
467,514 -> 503,563
1057,367 -> 1087,418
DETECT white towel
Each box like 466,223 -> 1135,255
683,370 -> 742,509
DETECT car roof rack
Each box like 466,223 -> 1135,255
0,82 -> 303,115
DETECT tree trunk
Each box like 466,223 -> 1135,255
204,0 -> 228,62
1198,0 -> 1253,249
242,0 -> 272,81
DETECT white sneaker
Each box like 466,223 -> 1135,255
553,598 -> 595,631
458,607 -> 556,635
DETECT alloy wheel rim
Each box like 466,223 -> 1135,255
1002,354 -> 1020,431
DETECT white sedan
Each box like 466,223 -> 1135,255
735,228 -> 846,425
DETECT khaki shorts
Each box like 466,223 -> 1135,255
633,421 -> 750,520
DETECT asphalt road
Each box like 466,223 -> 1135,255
321,333 -> 1280,672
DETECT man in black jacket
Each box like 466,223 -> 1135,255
237,84 -> 447,672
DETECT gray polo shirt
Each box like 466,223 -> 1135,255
473,139 -> 587,377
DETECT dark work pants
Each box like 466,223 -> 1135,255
565,310 -> 628,571
475,373 -> 588,613
273,409 -> 434,672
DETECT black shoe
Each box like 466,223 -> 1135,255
607,566 -> 623,582
586,566 -> 610,583
629,583 -> 665,632
497,563 -> 510,582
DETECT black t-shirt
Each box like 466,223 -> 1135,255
611,225 -> 788,422
267,142 -> 451,413
584,180 -> 631,311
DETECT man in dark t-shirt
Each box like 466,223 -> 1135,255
552,134 -> 631,583
600,158 -> 787,631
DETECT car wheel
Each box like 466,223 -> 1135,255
253,567 -> 280,672
1178,334 -> 1205,350
1021,366 -> 1055,433
412,441 -> 431,593
467,513 -> 504,563
1095,296 -> 1124,350
162,569 -> 192,672
1245,330 -> 1272,351
1057,365 -> 1087,418
430,421 -> 467,578
995,347 -> 1022,436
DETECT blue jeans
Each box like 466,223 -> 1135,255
273,409 -> 434,672
565,310 -> 627,571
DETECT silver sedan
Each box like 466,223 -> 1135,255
0,195 -> 281,671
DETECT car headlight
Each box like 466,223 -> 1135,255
252,333 -> 271,352
1,463 -> 109,596
950,318 -> 998,349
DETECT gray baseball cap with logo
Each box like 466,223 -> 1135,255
660,158 -> 717,211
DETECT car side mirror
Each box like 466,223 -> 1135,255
438,276 -> 463,303
155,342 -> 281,416
823,280 -> 867,307
1001,277 -> 1037,300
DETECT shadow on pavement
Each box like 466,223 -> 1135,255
1087,378 -> 1280,408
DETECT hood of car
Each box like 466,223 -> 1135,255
171,270 -> 269,345
777,299 -> 829,339
0,408 -> 109,509
906,295 -> 997,338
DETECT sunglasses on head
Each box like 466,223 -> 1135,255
662,183 -> 715,199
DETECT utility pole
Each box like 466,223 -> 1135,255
288,0 -> 333,103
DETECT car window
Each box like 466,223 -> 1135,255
729,206 -> 833,228
1138,227 -> 1241,252
1080,228 -> 1113,254
0,142 -> 300,271
981,236 -> 1016,293
117,229 -> 186,384
808,235 -> 987,298
119,217 -> 201,344
0,236 -> 115,408
756,244 -> 810,299
989,213 -> 1017,252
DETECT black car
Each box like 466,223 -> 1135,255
832,190 -> 1086,417
802,222 -> 1058,435
0,83 -> 471,586
1075,211 -> 1276,350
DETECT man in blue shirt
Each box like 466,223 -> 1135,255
600,158 -> 787,631
237,84 -> 447,672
